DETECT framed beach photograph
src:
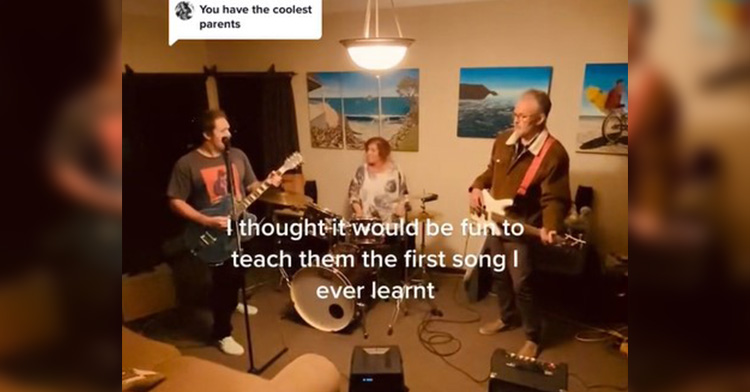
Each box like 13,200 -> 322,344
577,63 -> 628,155
307,72 -> 345,149
457,66 -> 552,139
307,69 -> 419,151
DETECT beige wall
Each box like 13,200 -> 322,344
122,12 -> 220,108
123,12 -> 208,72
124,0 -> 628,257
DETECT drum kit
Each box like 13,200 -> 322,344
258,190 -> 441,338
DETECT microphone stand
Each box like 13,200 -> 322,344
387,194 -> 442,335
223,141 -> 288,375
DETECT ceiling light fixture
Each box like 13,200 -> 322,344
340,0 -> 414,71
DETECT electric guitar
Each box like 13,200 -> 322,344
463,190 -> 587,298
468,189 -> 586,248
183,152 -> 304,264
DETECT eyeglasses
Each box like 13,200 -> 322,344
513,112 -> 535,121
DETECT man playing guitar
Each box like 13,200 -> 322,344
469,90 -> 571,358
167,109 -> 282,355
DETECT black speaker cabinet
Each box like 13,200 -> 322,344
350,346 -> 406,392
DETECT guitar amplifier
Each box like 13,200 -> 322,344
489,349 -> 568,392
463,234 -> 492,303
350,346 -> 406,392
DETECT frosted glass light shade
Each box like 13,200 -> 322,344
340,38 -> 414,71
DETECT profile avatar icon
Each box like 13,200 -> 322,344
175,1 -> 194,21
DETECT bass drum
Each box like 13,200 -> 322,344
289,243 -> 374,332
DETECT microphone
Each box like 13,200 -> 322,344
221,137 -> 231,151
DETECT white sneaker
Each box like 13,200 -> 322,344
236,303 -> 258,315
122,368 -> 165,390
217,336 -> 245,356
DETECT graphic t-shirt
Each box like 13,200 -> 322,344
167,148 -> 257,211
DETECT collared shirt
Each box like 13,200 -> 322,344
507,128 -> 550,156
511,130 -> 545,164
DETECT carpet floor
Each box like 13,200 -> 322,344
138,272 -> 628,392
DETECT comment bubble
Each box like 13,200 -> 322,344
169,0 -> 322,45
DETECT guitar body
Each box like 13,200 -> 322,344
468,190 -> 515,235
463,190 -> 585,300
183,196 -> 257,265
481,190 -> 513,217
181,152 -> 304,265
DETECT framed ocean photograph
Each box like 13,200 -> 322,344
457,66 -> 552,139
577,63 -> 628,155
307,69 -> 419,151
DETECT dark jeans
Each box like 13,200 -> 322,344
210,261 -> 245,340
483,235 -> 541,343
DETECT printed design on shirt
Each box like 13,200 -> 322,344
200,163 -> 242,205
374,194 -> 394,210
385,179 -> 397,193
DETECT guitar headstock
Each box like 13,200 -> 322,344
555,233 -> 587,249
278,152 -> 304,174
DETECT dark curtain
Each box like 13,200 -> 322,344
215,73 -> 300,177
123,72 -> 208,273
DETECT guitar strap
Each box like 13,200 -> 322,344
517,135 -> 555,196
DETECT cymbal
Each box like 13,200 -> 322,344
273,208 -> 305,218
407,210 -> 443,222
259,190 -> 312,207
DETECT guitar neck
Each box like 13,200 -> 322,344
489,212 -> 541,237
519,223 -> 541,238
487,211 -> 584,246
234,181 -> 271,216
229,152 -> 303,217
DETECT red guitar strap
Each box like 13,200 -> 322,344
517,136 -> 555,196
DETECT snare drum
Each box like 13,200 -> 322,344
304,203 -> 340,222
348,218 -> 385,245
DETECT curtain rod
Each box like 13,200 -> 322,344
122,64 -> 296,77
204,64 -> 297,77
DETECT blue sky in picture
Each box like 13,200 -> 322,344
459,67 -> 552,100
308,69 -> 419,98
580,63 -> 629,117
